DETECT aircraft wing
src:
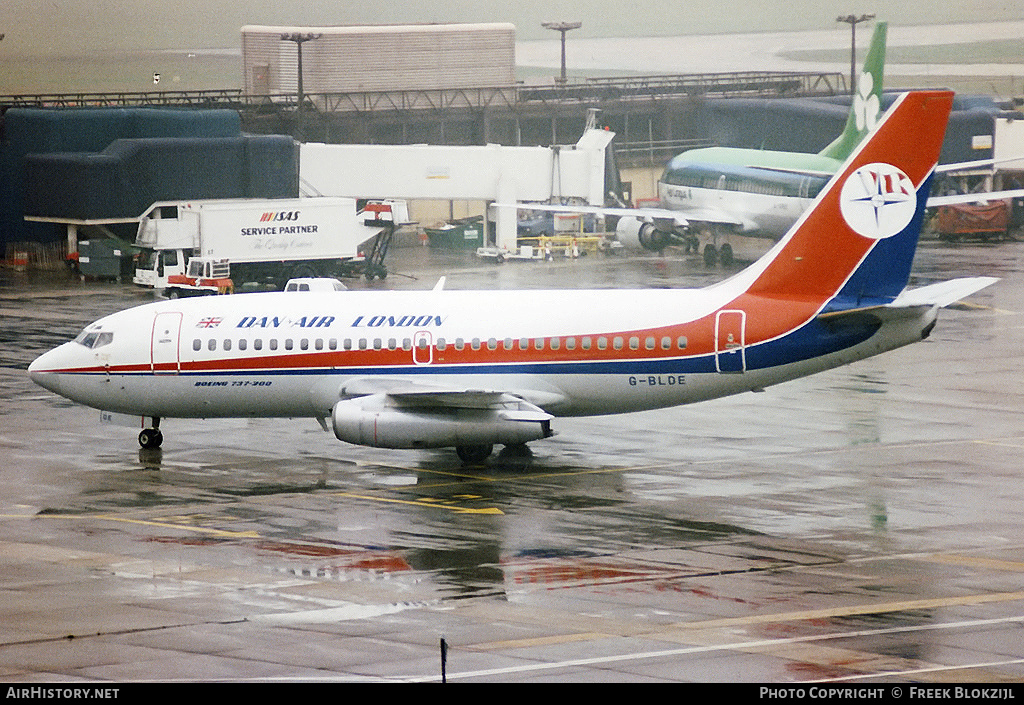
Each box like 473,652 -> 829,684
936,156 -> 1024,173
492,202 -> 748,229
493,201 -> 689,227
339,376 -> 562,415
927,189 -> 1024,207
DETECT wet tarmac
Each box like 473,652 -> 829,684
1,239 -> 1023,683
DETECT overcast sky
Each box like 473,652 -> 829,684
2,1 -> 1023,55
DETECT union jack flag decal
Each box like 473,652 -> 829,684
196,317 -> 223,328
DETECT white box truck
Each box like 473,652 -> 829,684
133,197 -> 403,291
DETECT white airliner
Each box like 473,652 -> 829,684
30,91 -> 996,463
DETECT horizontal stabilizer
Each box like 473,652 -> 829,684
817,277 -> 998,325
889,276 -> 999,308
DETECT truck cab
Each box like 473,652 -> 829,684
133,247 -> 191,289
164,258 -> 233,298
133,203 -> 196,289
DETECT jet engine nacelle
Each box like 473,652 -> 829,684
615,217 -> 675,251
331,395 -> 552,449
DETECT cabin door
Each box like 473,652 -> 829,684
715,309 -> 746,374
151,312 -> 182,374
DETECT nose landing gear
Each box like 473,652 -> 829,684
138,417 -> 163,449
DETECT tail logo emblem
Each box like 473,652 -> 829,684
839,163 -> 917,240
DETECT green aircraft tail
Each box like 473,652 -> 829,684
818,21 -> 887,161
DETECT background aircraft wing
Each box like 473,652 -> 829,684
492,201 -> 748,229
927,190 -> 1024,207
936,156 -> 1024,173
493,201 -> 688,227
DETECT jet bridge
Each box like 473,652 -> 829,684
298,128 -> 615,253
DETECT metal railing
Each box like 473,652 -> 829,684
1,89 -> 245,109
2,71 -> 845,114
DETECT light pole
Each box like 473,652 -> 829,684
542,21 -> 581,85
836,14 -> 874,95
280,32 -> 322,110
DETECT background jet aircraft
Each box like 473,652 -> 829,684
508,22 -> 887,265
509,20 -> 1023,266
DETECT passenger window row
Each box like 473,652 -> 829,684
192,335 -> 689,354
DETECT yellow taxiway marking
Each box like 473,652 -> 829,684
1,512 -> 259,539
667,590 -> 1024,631
471,632 -> 613,651
465,589 -> 1024,654
333,491 -> 503,515
921,553 -> 1024,572
94,514 -> 261,538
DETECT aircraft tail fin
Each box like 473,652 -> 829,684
744,90 -> 953,307
818,21 -> 887,161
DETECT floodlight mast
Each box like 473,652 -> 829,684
542,21 -> 582,85
836,14 -> 874,95
280,32 -> 322,109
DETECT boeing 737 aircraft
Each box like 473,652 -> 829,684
29,90 -> 996,464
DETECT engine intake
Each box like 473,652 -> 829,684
615,216 -> 675,251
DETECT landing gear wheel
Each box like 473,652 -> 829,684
138,428 -> 163,449
456,444 -> 493,464
719,243 -> 734,267
703,243 -> 718,266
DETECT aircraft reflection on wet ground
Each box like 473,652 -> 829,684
2,240 -> 1024,681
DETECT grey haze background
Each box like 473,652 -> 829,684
2,0 -> 1023,55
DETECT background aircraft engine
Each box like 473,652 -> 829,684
615,216 -> 674,251
331,396 -> 553,449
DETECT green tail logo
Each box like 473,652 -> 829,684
819,21 -> 887,160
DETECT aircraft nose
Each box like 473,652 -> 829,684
28,349 -> 63,395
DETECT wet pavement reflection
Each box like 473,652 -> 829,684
1,240 -> 1023,681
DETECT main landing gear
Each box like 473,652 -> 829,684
456,444 -> 493,464
703,242 -> 734,267
139,417 -> 163,449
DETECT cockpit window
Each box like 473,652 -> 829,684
74,330 -> 114,349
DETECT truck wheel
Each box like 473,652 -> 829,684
166,289 -> 180,300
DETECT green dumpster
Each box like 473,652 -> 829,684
425,216 -> 484,250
